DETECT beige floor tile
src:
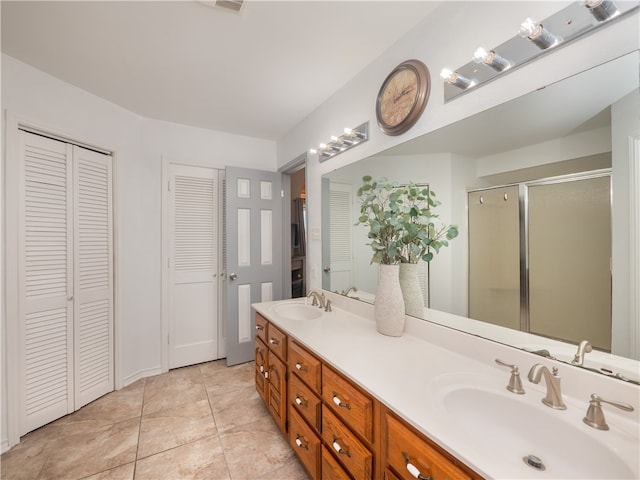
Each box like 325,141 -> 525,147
142,371 -> 207,416
38,418 -> 140,480
202,361 -> 254,397
137,399 -> 217,459
134,436 -> 230,480
0,432 -> 49,480
219,416 -> 295,480
208,384 -> 269,433
82,462 -> 135,480
53,382 -> 145,436
198,359 -> 227,377
256,456 -> 311,480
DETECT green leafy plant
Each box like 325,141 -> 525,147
396,182 -> 459,263
355,176 -> 458,264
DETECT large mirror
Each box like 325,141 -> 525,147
322,51 -> 639,383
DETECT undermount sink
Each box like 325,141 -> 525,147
428,374 -> 638,479
271,301 -> 324,321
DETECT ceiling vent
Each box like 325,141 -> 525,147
198,0 -> 244,13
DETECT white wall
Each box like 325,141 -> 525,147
1,53 -> 276,449
283,1 -> 639,299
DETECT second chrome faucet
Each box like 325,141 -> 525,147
528,364 -> 567,410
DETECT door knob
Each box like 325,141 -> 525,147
324,266 -> 331,273
229,273 -> 238,280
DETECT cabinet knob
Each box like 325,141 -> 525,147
295,362 -> 307,372
294,395 -> 308,408
332,438 -> 351,457
403,452 -> 431,480
332,393 -> 351,410
269,338 -> 279,345
295,435 -> 309,450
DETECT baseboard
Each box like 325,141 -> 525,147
1,438 -> 10,454
122,366 -> 163,387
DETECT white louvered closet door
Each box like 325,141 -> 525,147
17,131 -> 113,435
328,182 -> 353,293
73,145 -> 114,409
18,131 -> 74,434
168,164 -> 219,369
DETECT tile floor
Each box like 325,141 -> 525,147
1,360 -> 310,480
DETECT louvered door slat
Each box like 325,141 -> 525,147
73,146 -> 113,409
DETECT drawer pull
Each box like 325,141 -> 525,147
269,338 -> 279,345
294,395 -> 308,408
403,452 -> 431,480
332,438 -> 351,457
332,393 -> 351,410
264,371 -> 269,379
295,362 -> 308,372
259,365 -> 264,373
255,324 -> 264,331
295,435 -> 309,450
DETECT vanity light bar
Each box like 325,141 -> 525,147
442,0 -> 637,102
310,122 -> 369,162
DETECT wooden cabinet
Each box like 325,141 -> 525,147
254,312 -> 481,480
383,409 -> 479,480
254,313 -> 287,434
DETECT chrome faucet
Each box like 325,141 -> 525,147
571,340 -> 593,366
527,364 -> 567,410
341,286 -> 357,296
307,290 -> 326,309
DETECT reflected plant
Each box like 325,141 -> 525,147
355,176 -> 458,264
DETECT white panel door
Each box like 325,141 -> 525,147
168,164 -> 219,368
72,146 -> 114,408
225,167 -> 283,366
18,131 -> 74,434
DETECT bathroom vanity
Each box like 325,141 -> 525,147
253,293 -> 640,480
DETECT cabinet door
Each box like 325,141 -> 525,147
322,405 -> 373,480
289,408 -> 321,479
385,412 -> 472,480
267,353 -> 287,434
321,445 -> 352,480
254,338 -> 269,403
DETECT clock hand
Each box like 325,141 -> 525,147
393,85 -> 415,103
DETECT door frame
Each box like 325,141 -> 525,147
279,152 -> 308,300
160,158 -> 226,372
3,113 -> 119,450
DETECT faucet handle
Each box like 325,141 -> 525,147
583,394 -> 635,430
324,299 -> 332,312
495,359 -> 525,394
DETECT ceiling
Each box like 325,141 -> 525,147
1,1 -> 440,141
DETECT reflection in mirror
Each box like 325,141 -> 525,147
321,51 -> 639,383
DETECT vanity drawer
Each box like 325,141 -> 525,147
321,445 -> 351,480
289,408 -> 321,479
322,405 -> 373,480
289,372 -> 321,431
323,366 -> 374,443
288,340 -> 322,394
255,313 -> 268,344
267,322 -> 287,361
385,412 -> 472,480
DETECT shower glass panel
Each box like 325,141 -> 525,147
468,185 -> 521,329
527,175 -> 612,350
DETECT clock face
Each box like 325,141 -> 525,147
378,68 -> 419,128
376,60 -> 430,136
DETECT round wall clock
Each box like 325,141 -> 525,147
376,59 -> 431,136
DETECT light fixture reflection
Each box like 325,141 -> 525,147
582,0 -> 619,21
308,122 -> 369,161
519,18 -> 558,49
440,68 -> 474,89
472,47 -> 510,72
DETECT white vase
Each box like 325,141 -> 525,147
374,264 -> 405,336
399,262 -> 425,318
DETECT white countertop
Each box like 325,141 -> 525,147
253,293 -> 640,480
